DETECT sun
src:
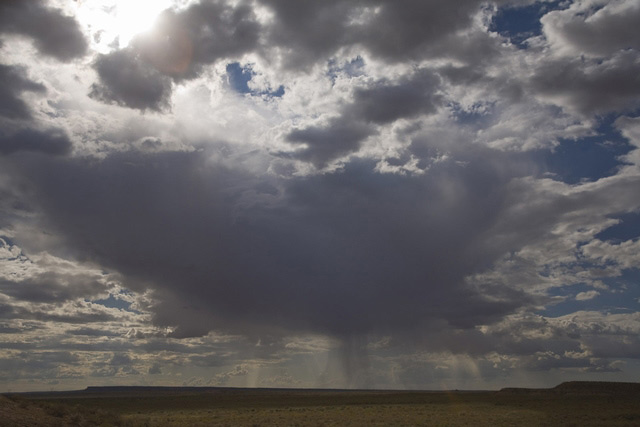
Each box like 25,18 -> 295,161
113,0 -> 180,46
76,0 -> 176,49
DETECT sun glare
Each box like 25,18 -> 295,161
113,1 -> 174,45
77,0 -> 175,49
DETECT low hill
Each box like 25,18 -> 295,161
553,381 -> 640,395
499,381 -> 640,395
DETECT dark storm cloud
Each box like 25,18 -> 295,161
0,0 -> 87,61
141,0 -> 261,78
67,327 -> 120,337
586,334 -> 640,359
0,272 -> 106,304
530,51 -> 640,116
286,118 -> 374,166
90,50 -> 173,111
351,71 -> 442,124
258,0 -> 358,68
0,65 -> 46,120
0,128 -> 72,156
4,140 -> 548,339
261,0 -> 484,67
0,64 -> 72,157
349,0 -> 482,61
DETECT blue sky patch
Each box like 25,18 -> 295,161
226,62 -> 285,98
536,119 -> 633,184
226,62 -> 252,94
596,212 -> 640,242
539,272 -> 640,317
92,294 -> 136,312
328,56 -> 365,83
491,1 -> 565,47
449,101 -> 494,126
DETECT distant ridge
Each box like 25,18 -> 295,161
499,381 -> 640,395
553,381 -> 640,394
12,381 -> 640,397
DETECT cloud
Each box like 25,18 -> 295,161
212,364 -> 249,385
0,128 -> 72,156
145,0 -> 261,77
530,51 -> 640,116
2,0 -> 640,390
0,66 -> 71,156
90,49 -> 173,111
0,65 -> 46,120
5,145 -> 550,339
91,352 -> 140,377
350,71 -> 442,124
521,1 -> 640,118
262,0 -> 485,67
67,327 -> 120,338
285,69 -> 442,166
0,0 -> 87,61
286,118 -> 374,166
0,351 -> 80,381
89,0 -> 261,110
575,290 -> 600,301
581,238 -> 640,270
259,370 -> 301,387
541,0 -> 640,57
88,0 -> 485,112
0,273 -> 106,304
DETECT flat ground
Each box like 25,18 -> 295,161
2,382 -> 639,426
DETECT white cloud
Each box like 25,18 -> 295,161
576,290 -> 600,301
541,0 -> 640,57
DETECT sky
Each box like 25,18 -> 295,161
0,0 -> 639,392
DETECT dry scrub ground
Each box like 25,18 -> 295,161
2,382 -> 639,426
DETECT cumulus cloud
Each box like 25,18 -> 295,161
541,0 -> 640,57
285,69 -> 442,166
262,0 -> 485,67
0,64 -> 72,157
286,118 -> 374,166
90,49 -> 173,111
0,0 -> 87,61
89,0 -> 261,110
0,65 -> 46,120
146,0 -> 261,76
212,364 -> 249,385
530,51 -> 640,116
0,351 -> 80,381
350,72 -> 442,124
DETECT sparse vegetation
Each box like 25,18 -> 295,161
2,382 -> 639,426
